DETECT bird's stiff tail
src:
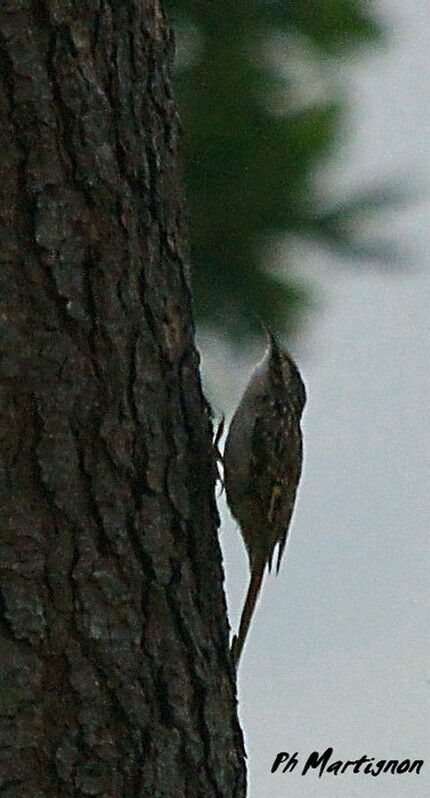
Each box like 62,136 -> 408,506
231,558 -> 265,669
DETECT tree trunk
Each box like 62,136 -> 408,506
0,2 -> 245,795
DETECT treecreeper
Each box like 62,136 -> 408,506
224,330 -> 306,668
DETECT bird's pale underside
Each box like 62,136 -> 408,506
224,331 -> 306,668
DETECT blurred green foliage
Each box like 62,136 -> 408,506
166,0 -> 384,338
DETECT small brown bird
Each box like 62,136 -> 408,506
224,330 -> 306,667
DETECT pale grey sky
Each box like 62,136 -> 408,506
202,1 -> 429,795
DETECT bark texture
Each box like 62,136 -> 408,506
0,1 -> 246,795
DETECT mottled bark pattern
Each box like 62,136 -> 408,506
0,1 -> 245,795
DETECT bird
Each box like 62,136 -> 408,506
223,328 -> 306,667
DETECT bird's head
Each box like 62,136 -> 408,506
266,329 -> 307,416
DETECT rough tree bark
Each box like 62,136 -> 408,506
0,2 -> 246,795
